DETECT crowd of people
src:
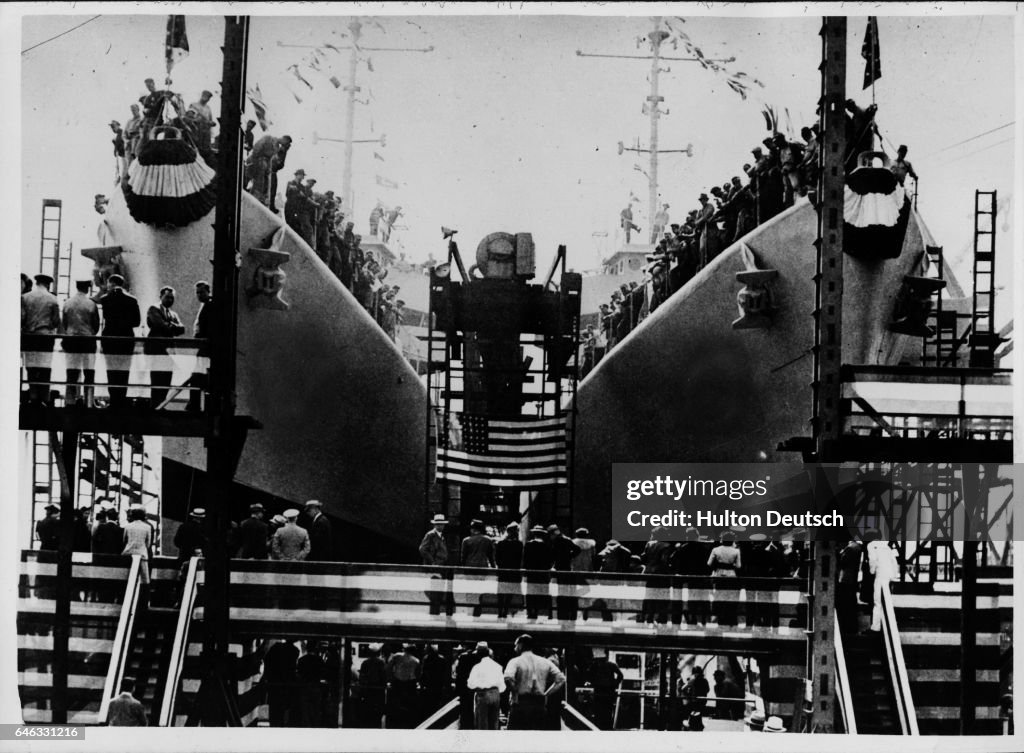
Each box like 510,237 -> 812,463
591,100 -> 918,366
242,138 -> 407,342
20,272 -> 211,411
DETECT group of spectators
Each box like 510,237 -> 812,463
350,634 -> 568,731
20,272 -> 210,411
110,79 -> 217,180
422,516 -> 810,579
242,138 -> 407,343
230,499 -> 335,562
592,100 -> 917,365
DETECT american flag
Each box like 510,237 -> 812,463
437,413 -> 567,488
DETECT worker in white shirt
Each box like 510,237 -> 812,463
466,642 -> 504,730
866,530 -> 900,632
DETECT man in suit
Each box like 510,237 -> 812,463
303,499 -> 333,561
174,508 -> 207,567
246,134 -> 290,206
98,274 -> 140,409
145,286 -> 186,408
62,279 -> 101,407
236,503 -> 269,559
35,504 -> 60,550
107,677 -> 148,726
21,273 -> 61,403
91,503 -> 124,556
272,509 -> 310,561
186,280 -> 211,412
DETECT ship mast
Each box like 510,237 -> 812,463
645,24 -> 668,244
578,18 -> 726,245
282,22 -> 432,219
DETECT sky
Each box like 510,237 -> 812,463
13,5 -> 1017,330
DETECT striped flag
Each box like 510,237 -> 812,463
165,16 -> 189,77
862,17 -> 881,89
437,413 -> 567,488
246,85 -> 272,130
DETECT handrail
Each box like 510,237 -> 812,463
97,555 -> 142,725
880,581 -> 919,735
21,334 -> 209,350
158,556 -> 202,727
833,612 -> 857,734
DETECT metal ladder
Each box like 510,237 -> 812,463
39,199 -> 72,298
969,190 -> 998,367
29,433 -> 60,547
29,199 -> 73,545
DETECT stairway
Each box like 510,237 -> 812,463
122,607 -> 177,725
843,626 -> 901,734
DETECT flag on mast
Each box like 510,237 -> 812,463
165,16 -> 189,79
246,85 -> 272,130
861,17 -> 881,89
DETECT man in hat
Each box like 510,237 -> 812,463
652,203 -> 670,242
92,502 -> 124,556
243,119 -> 257,156
620,204 -> 640,244
763,714 -> 786,733
122,505 -> 153,603
268,135 -> 293,213
890,144 -> 918,187
21,273 -> 61,404
237,503 -> 269,559
598,539 -> 632,573
272,509 -> 310,561
460,519 -> 495,568
285,169 -> 317,245
35,503 -> 61,550
97,274 -> 141,409
570,528 -> 596,572
547,525 -> 581,572
187,90 -> 215,151
246,133 -> 288,206
62,279 -> 100,407
420,514 -> 451,615
452,642 -> 482,729
302,499 -> 334,561
503,633 -> 565,730
108,677 -> 148,726
680,665 -> 709,716
419,514 -> 449,566
174,508 -> 207,568
466,642 -> 503,729
145,286 -> 186,409
123,104 -> 143,164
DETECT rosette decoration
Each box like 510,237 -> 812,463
122,125 -> 217,228
843,151 -> 911,261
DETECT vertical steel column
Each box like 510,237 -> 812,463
50,430 -> 78,724
808,16 -> 847,733
195,15 -> 249,726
